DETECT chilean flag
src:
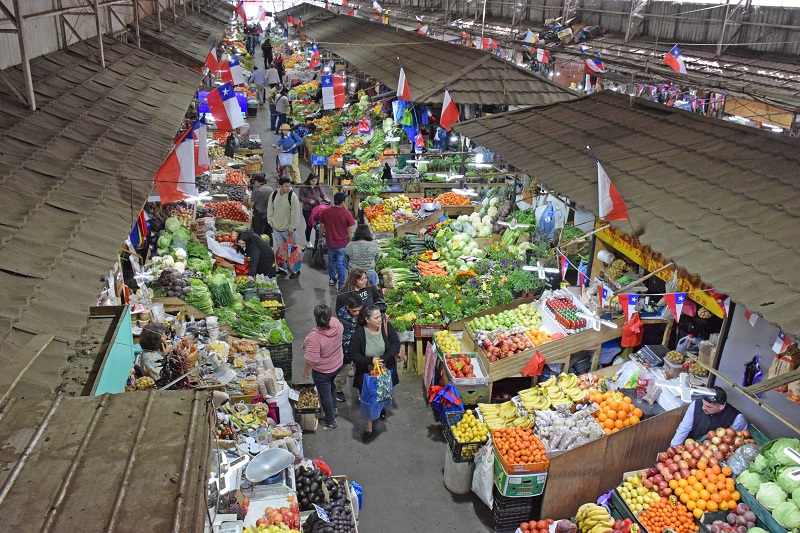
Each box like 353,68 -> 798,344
597,162 -> 628,220
581,45 -> 604,73
347,7 -> 355,15
619,294 -> 640,322
205,46 -> 219,73
194,115 -> 209,175
154,124 -> 197,204
744,310 -> 758,326
440,87 -> 459,132
536,48 -> 550,64
560,254 -> 568,280
287,12 -> 295,26
663,45 -> 687,74
308,42 -> 321,70
481,37 -> 498,51
599,284 -> 613,308
397,67 -> 411,102
221,56 -> 246,86
664,292 -> 687,323
321,74 -> 345,110
773,331 -> 793,354
235,1 -> 247,22
207,82 -> 245,131
372,0 -> 382,11
257,6 -> 267,22
297,16 -> 303,29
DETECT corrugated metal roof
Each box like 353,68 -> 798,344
198,0 -> 236,24
137,9 -> 226,66
0,36 -> 202,398
454,90 -> 800,336
0,391 -> 210,531
299,9 -> 577,106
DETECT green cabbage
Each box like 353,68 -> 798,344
158,234 -> 172,248
762,438 -> 800,467
755,481 -> 787,511
753,454 -> 769,472
773,501 -> 800,529
746,529 -> 769,533
777,466 -> 800,494
737,469 -> 766,494
794,487 -> 800,508
165,217 -> 181,233
268,328 -> 283,344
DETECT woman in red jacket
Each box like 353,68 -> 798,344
302,304 -> 344,429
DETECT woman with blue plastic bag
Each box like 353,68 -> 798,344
349,304 -> 401,444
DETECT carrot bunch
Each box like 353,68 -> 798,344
417,261 -> 447,276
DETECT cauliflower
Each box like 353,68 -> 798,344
482,215 -> 492,226
173,262 -> 186,274
489,198 -> 499,207
487,206 -> 498,217
163,256 -> 175,267
174,249 -> 187,261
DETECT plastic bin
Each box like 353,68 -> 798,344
443,447 -> 475,494
663,359 -> 685,380
268,343 -> 293,382
492,486 -> 534,532
443,410 -> 488,462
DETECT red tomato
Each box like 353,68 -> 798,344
536,521 -> 549,530
520,524 -> 530,532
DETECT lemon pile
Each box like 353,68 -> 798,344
261,300 -> 282,308
452,409 -> 489,443
618,474 -> 659,513
435,330 -> 461,353
369,215 -> 394,232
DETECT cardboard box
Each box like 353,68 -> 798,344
493,452 -> 548,497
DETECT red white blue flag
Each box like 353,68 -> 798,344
154,124 -> 197,204
235,1 -> 247,22
308,42 -> 321,70
220,56 -> 246,86
440,87 -> 459,132
287,12 -> 295,25
129,209 -> 149,248
560,254 -> 568,280
599,284 -> 613,308
619,294 -> 640,322
397,67 -> 411,102
744,310 -> 758,326
580,45 -> 604,73
207,82 -> 245,131
664,292 -> 687,323
321,74 -> 345,110
418,24 -> 428,35
663,45 -> 687,74
415,132 -> 425,150
194,116 -> 209,175
205,46 -> 219,73
597,161 -> 627,220
536,48 -> 550,64
298,16 -> 303,28
773,331 -> 793,354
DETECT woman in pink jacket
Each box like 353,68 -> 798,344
302,304 -> 344,428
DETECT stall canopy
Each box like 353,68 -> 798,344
199,0 -> 236,24
297,7 -> 577,106
137,8 -> 226,67
0,391 -> 210,531
453,90 -> 800,337
0,36 -> 202,401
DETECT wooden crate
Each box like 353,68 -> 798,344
151,297 -> 210,319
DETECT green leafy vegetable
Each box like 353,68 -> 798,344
773,501 -> 800,529
755,481 -> 786,511
737,469 -> 766,494
762,438 -> 800,468
165,217 -> 181,233
776,466 -> 800,494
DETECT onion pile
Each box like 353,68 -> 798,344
709,503 -> 757,533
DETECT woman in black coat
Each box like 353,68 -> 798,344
236,230 -> 276,278
349,304 -> 401,444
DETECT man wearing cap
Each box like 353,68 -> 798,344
670,386 -> 748,446
274,124 -> 303,183
317,193 -> 356,288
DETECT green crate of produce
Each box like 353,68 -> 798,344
493,452 -> 547,497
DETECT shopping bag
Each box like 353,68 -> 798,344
472,442 -> 494,508
521,350 -> 546,377
277,232 -> 304,273
361,360 -> 393,404
429,382 -> 463,424
278,152 -> 294,166
621,312 -> 644,347
311,242 -> 325,269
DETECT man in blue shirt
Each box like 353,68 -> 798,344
274,123 -> 303,183
248,67 -> 267,104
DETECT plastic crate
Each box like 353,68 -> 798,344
492,486 -> 534,532
493,453 -> 547,497
492,434 -> 549,474
259,293 -> 286,319
268,343 -> 293,382
443,410 -> 488,463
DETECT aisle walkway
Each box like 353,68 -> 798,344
245,42 -> 495,532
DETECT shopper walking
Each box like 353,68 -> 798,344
274,123 -> 302,183
268,85 -> 280,133
349,304 -> 401,444
335,295 -> 363,402
335,268 -> 383,311
265,64 -> 280,88
248,66 -> 267,104
274,90 -> 290,133
318,193 -> 356,288
261,38 -> 273,69
267,177 -> 301,278
247,175 -> 273,242
298,173 -> 330,248
235,230 -> 276,278
345,224 -> 380,286
302,304 -> 344,429
274,55 -> 285,80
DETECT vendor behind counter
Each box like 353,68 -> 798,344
671,386 -> 748,446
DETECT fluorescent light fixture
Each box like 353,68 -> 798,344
474,152 -> 484,163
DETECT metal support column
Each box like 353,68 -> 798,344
92,0 -> 105,67
132,0 -> 140,47
9,0 -> 36,111
156,0 -> 162,32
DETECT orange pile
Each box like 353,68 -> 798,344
492,427 -> 549,468
588,391 -> 643,434
638,497 -> 698,533
436,192 -> 470,206
524,329 -> 554,346
669,463 -> 740,518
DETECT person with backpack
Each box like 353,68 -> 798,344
274,123 -> 302,183
267,177 -> 301,278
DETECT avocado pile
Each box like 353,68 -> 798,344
295,466 -> 355,533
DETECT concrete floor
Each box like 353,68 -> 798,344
243,46 -> 495,532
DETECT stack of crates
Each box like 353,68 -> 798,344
268,343 -> 293,382
492,486 -> 535,532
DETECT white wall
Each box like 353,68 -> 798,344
716,304 -> 800,439
0,0 -> 181,70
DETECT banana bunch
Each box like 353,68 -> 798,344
518,373 -> 588,410
512,415 -> 535,430
575,503 -> 614,533
518,388 -> 552,411
478,401 -> 519,430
